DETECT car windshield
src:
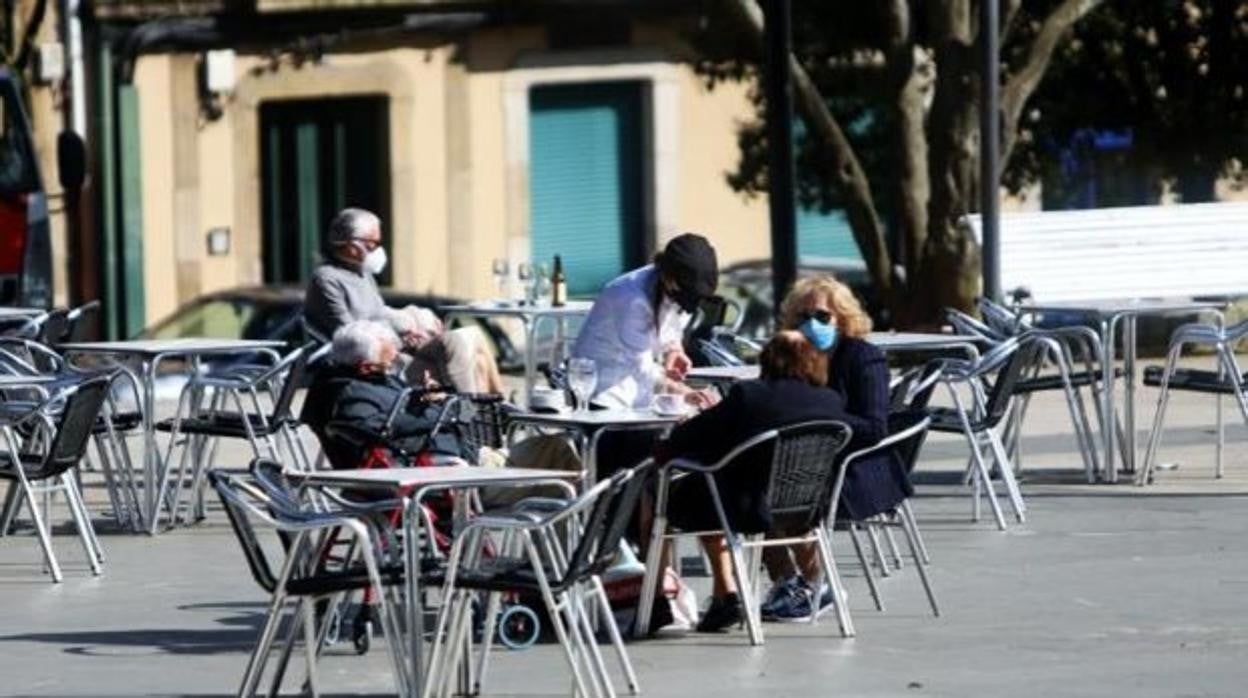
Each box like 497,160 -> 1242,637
0,78 -> 38,195
147,299 -> 257,339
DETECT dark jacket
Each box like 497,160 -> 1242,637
825,336 -> 914,519
301,365 -> 463,468
657,378 -> 848,534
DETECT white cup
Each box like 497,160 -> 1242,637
652,392 -> 685,416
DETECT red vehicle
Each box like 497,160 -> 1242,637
0,68 -> 51,309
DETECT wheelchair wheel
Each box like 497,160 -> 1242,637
352,606 -> 374,655
496,604 -> 540,650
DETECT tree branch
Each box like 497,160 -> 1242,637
1000,0 -> 1106,164
726,0 -> 894,300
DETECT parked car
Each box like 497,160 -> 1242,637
0,68 -> 52,309
139,285 -> 524,375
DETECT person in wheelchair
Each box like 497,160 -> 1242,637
301,319 -> 467,469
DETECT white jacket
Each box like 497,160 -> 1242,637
572,265 -> 688,409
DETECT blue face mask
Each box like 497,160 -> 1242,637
800,317 -> 838,351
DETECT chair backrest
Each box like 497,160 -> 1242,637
456,395 -> 509,453
977,297 -> 1027,338
36,308 -> 70,344
65,300 -> 101,342
945,308 -> 1004,342
979,340 -> 1042,427
209,470 -> 280,593
250,458 -> 304,514
765,420 -> 853,531
827,412 -> 931,522
561,459 -> 656,585
38,376 -> 111,479
270,344 -> 313,422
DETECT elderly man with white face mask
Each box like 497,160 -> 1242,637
304,207 -> 503,394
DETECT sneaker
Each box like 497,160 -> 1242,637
696,593 -> 743,633
760,575 -> 804,620
767,578 -> 838,623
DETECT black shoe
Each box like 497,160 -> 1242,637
696,593 -> 742,633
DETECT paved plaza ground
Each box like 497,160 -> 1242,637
2,372 -> 1247,697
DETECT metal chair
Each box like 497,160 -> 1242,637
1140,319 -> 1248,484
153,344 -> 313,531
923,338 -> 1036,530
837,411 -> 939,617
0,377 -> 109,583
948,307 -> 1104,483
423,461 -> 651,698
636,420 -> 854,646
209,469 -> 413,698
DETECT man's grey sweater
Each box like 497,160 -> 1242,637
304,260 -> 388,338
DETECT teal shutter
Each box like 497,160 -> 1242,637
529,82 -> 645,295
797,208 -> 860,261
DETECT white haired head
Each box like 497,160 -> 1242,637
331,320 -> 399,370
325,208 -> 380,253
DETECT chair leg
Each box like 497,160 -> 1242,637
882,517 -> 904,571
572,587 -> 615,698
590,575 -> 640,694
726,534 -> 763,646
900,501 -> 931,565
300,598 -> 321,698
814,526 -> 854,637
62,474 -> 103,573
898,507 -> 940,617
865,523 -> 891,578
633,514 -> 667,638
0,480 -> 20,536
952,391 -> 1007,530
847,525 -> 883,612
986,429 -> 1026,522
1140,342 -> 1182,485
20,480 -> 62,583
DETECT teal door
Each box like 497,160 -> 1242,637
529,82 -> 645,295
260,96 -> 391,285
798,207 -> 860,261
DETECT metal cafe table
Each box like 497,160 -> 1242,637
291,465 -> 580,698
58,338 -> 286,531
1017,299 -> 1226,483
506,408 -> 683,484
439,300 -> 593,405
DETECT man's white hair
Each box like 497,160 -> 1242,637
332,320 -> 398,366
327,207 -> 380,247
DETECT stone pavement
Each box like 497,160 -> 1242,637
1,367 -> 1246,697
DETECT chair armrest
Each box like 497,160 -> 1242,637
841,416 -> 931,469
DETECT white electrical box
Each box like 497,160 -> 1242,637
204,49 -> 236,93
35,43 -> 65,83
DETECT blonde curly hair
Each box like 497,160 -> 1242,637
780,275 -> 873,339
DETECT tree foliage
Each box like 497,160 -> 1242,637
685,0 -> 1106,326
1006,0 -> 1248,206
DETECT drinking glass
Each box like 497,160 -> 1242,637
567,357 -> 598,414
491,258 -> 510,302
534,262 -> 552,307
517,262 -> 534,305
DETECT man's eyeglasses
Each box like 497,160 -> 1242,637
352,237 -> 382,252
798,309 -> 833,324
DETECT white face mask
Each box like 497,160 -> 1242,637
362,246 -> 388,276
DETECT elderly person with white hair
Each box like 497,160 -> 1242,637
304,207 -> 504,394
300,319 -> 464,468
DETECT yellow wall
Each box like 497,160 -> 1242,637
127,24 -> 778,323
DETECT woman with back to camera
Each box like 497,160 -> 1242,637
756,275 -> 913,622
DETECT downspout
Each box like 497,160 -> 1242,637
65,0 -> 87,140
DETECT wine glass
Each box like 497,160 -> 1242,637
534,262 -> 552,307
567,357 -> 598,414
517,262 -> 534,305
491,257 -> 510,302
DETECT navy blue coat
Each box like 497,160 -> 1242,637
657,377 -> 848,534
824,337 -> 914,519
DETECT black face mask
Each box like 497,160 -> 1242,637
669,285 -> 703,313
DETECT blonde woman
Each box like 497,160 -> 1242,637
760,276 -> 913,622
